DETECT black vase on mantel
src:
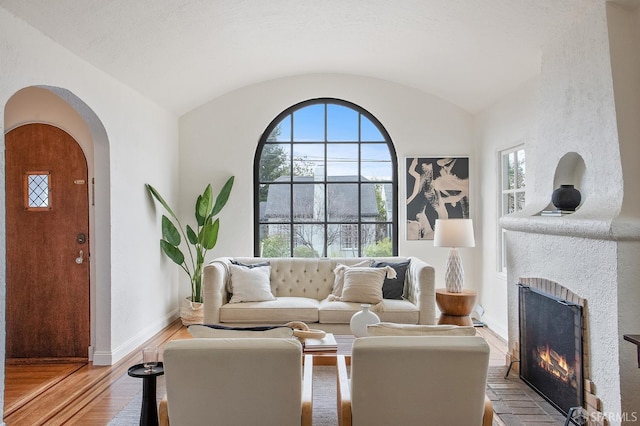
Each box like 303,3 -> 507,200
551,184 -> 581,211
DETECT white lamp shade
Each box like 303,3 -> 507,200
433,219 -> 475,248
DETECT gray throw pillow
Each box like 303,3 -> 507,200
371,259 -> 410,300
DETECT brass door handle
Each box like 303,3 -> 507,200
75,250 -> 84,264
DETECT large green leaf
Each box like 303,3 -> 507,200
211,177 -> 235,216
146,184 -> 178,222
186,225 -> 198,245
160,239 -> 185,265
197,184 -> 214,220
161,215 -> 181,246
195,194 -> 205,227
200,219 -> 220,250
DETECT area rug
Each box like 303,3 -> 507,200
109,366 -> 566,425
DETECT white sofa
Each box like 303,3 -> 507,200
202,256 -> 436,332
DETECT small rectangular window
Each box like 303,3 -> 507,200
25,172 -> 51,210
498,147 -> 525,272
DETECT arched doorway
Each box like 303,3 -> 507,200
3,86 -> 112,364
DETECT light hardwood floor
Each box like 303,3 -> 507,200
3,320 -> 507,425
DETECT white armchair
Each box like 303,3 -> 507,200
160,338 -> 313,426
337,336 -> 492,426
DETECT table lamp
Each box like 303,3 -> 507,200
433,219 -> 475,293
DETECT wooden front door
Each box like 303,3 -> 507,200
5,123 -> 90,360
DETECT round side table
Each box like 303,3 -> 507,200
128,362 -> 164,426
435,288 -> 477,326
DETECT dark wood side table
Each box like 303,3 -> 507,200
435,288 -> 477,326
623,334 -> 640,368
128,362 -> 164,426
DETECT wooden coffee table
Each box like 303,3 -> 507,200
304,335 -> 354,365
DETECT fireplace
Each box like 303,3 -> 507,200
518,282 -> 584,416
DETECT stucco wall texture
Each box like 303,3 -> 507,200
502,3 -> 640,421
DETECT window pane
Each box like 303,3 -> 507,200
361,143 -> 392,180
293,144 -> 323,177
361,116 -> 384,141
263,183 -> 291,221
381,183 -> 393,222
294,104 -> 325,141
362,230 -> 393,257
361,224 -> 392,256
293,224 -> 323,257
361,183 -> 393,222
507,193 -> 515,214
516,192 -> 525,211
28,174 -> 49,208
259,144 -> 291,183
360,183 -> 380,221
268,115 -> 291,142
260,224 -> 291,257
327,104 -> 358,141
293,184 -> 324,222
501,155 -> 510,190
517,149 -> 526,189
327,224 -> 342,256
327,183 -> 358,222
507,152 -> 516,190
327,144 -> 358,177
339,224 -> 358,249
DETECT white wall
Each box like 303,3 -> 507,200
178,73 -> 478,296
474,78 -> 539,339
0,5 -> 180,394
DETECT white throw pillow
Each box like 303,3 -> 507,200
367,322 -> 477,336
339,266 -> 396,304
188,325 -> 294,338
331,260 -> 372,297
228,264 -> 275,303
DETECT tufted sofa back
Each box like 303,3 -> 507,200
231,257 -> 409,300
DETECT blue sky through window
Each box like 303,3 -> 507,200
270,102 -> 391,180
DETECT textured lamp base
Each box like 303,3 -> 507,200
444,247 -> 464,293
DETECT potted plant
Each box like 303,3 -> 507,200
146,176 -> 234,325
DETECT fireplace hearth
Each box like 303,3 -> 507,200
518,283 -> 584,416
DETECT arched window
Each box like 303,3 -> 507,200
254,98 -> 398,257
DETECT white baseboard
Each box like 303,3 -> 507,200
480,313 -> 508,340
92,308 -> 179,366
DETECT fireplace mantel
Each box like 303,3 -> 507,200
501,211 -> 640,242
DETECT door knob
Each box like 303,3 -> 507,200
76,250 -> 84,264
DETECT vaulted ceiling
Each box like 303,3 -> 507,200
0,0 -> 599,115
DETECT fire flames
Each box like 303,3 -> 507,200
536,344 -> 572,383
